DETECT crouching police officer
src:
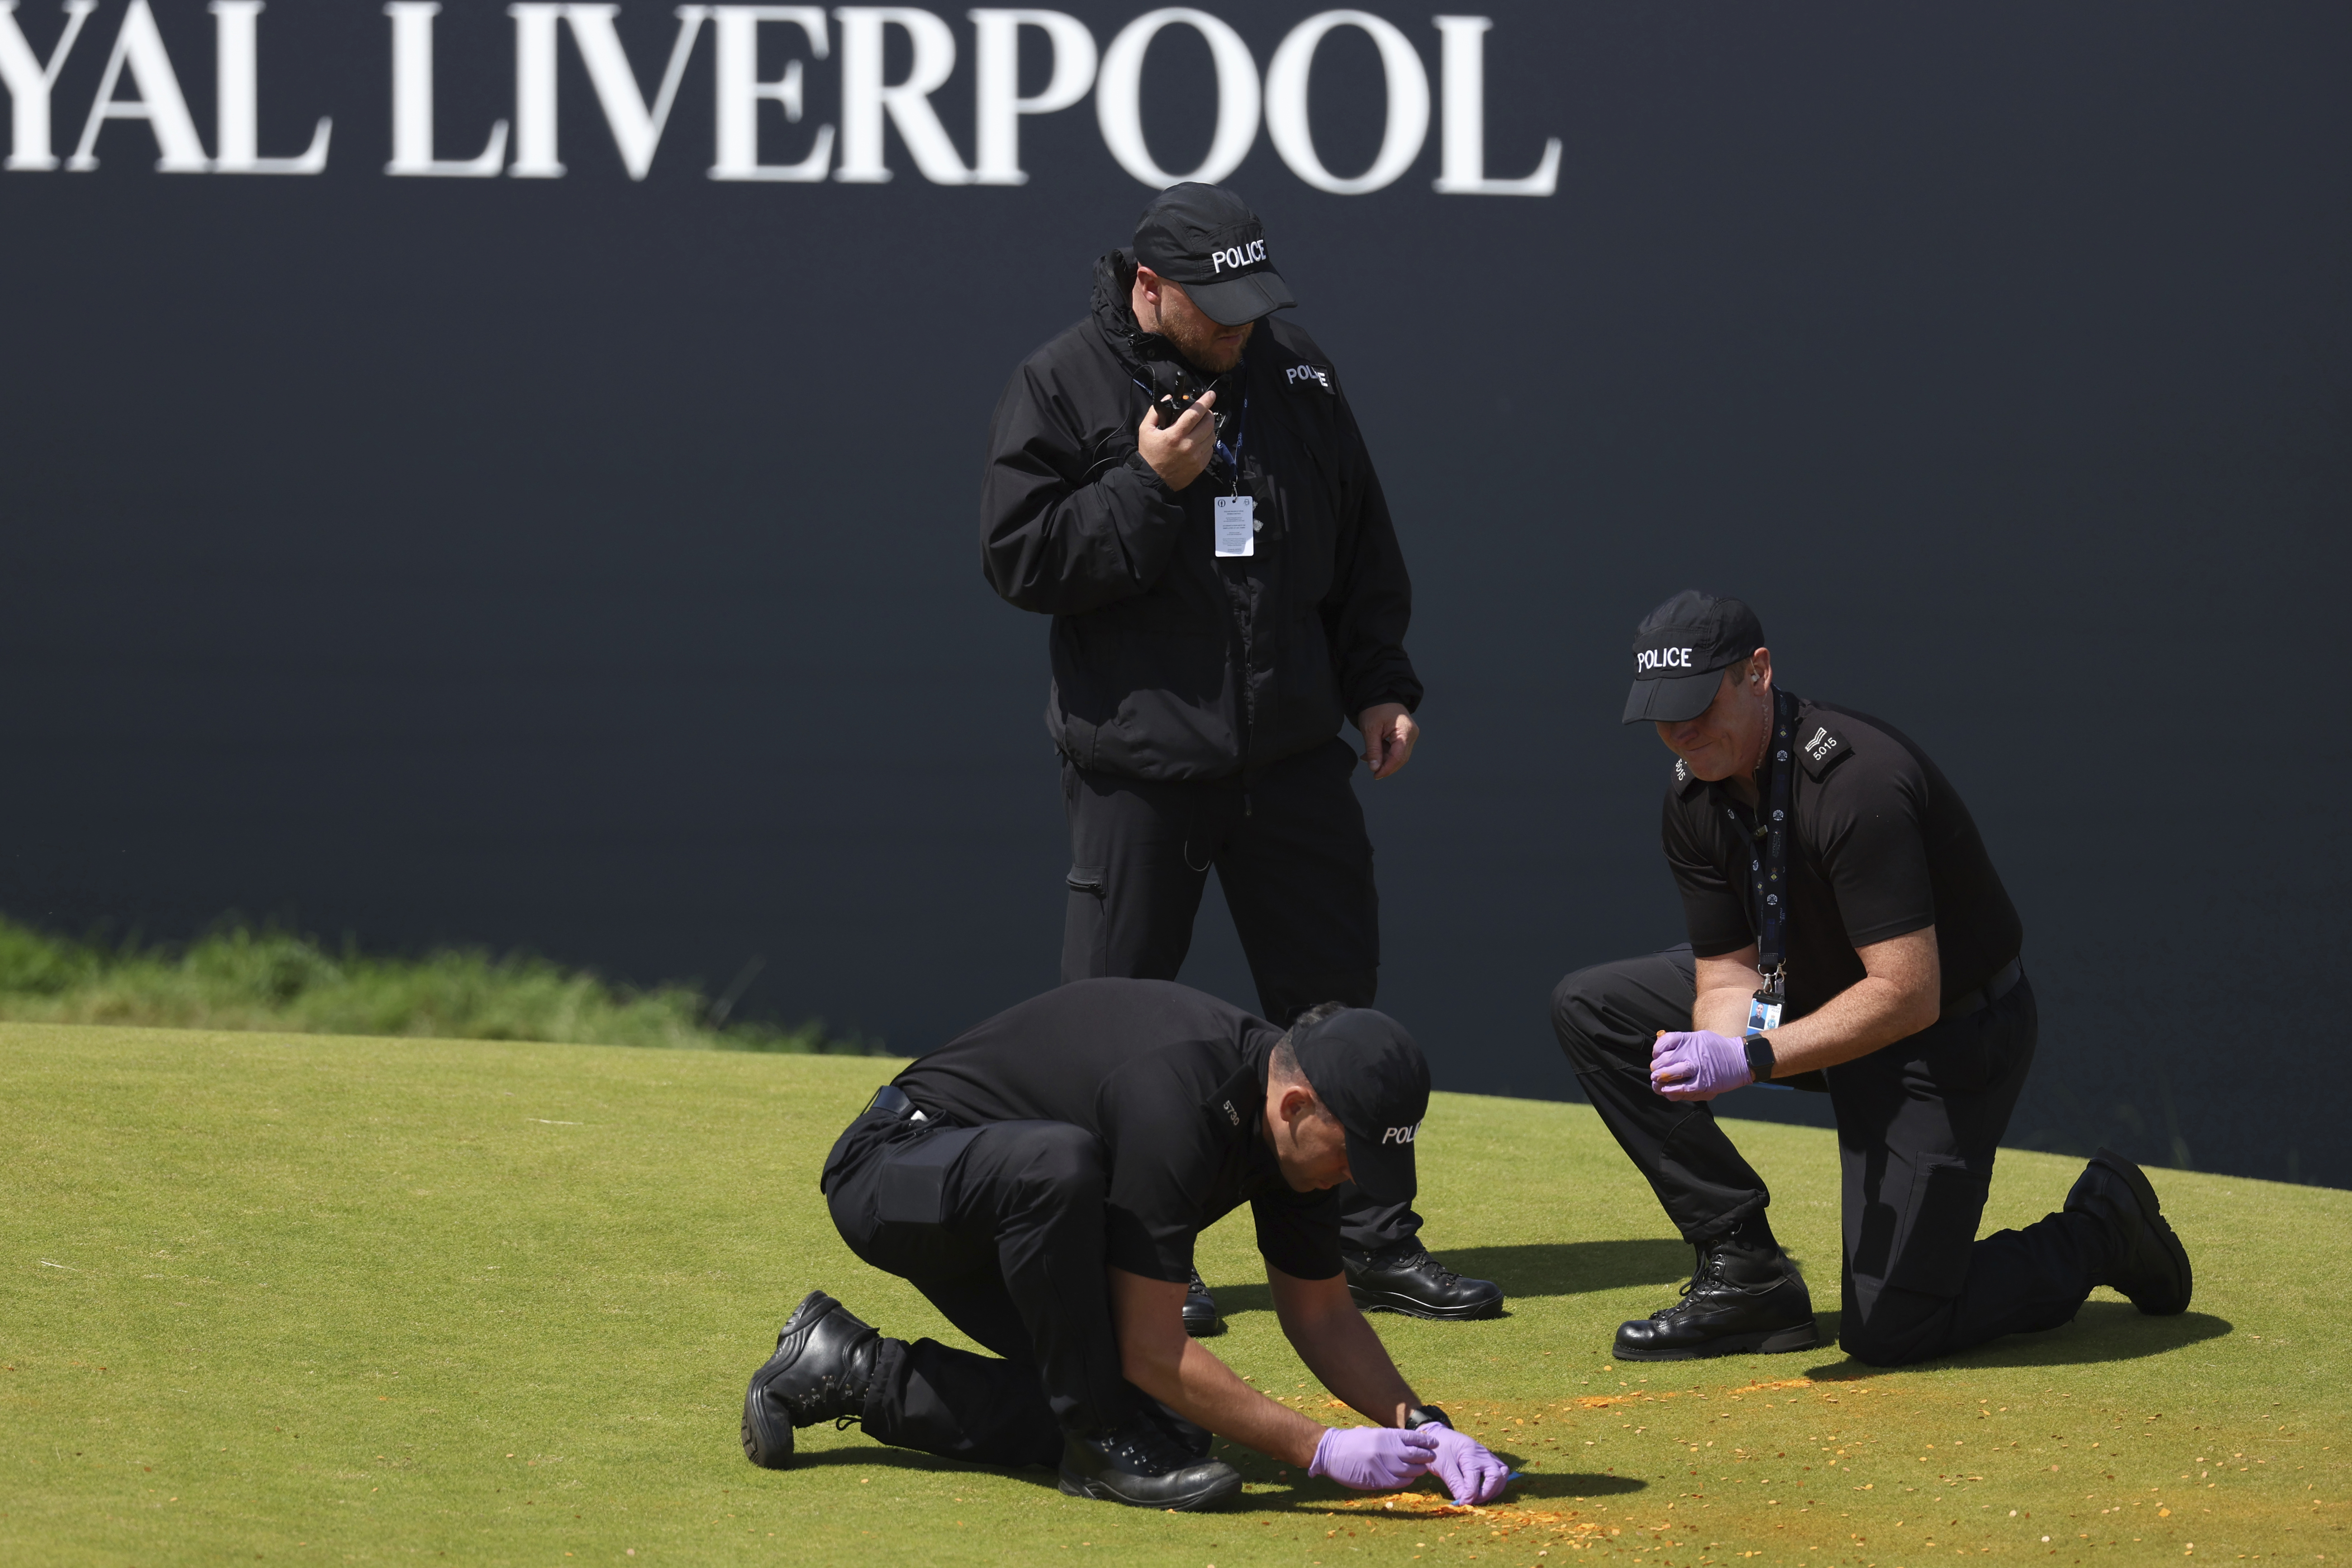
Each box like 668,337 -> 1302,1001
1551,591 -> 2193,1367
741,979 -> 1511,1511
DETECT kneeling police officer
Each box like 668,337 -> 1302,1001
741,978 -> 1510,1511
1552,591 -> 2193,1367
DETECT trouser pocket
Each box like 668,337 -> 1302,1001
1883,1159 -> 1992,1297
876,1125 -> 987,1226
1060,865 -> 1108,981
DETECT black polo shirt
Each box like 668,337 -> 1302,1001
890,978 -> 1342,1284
1662,694 -> 2023,1021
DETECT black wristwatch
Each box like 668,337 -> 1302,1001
1404,1403 -> 1452,1430
1743,1035 -> 1777,1083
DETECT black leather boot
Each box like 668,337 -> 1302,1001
2065,1147 -> 2192,1316
1343,1244 -> 1505,1320
1183,1267 -> 1223,1337
741,1290 -> 883,1468
1145,1398 -> 1215,1461
1059,1413 -> 1242,1510
1613,1243 -> 1818,1360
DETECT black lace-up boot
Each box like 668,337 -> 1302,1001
741,1290 -> 883,1468
2064,1147 -> 2191,1316
1612,1241 -> 1818,1360
1059,1411 -> 1242,1510
1343,1244 -> 1505,1319
1145,1398 -> 1215,1461
1182,1267 -> 1223,1337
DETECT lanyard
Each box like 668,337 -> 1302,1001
1213,395 -> 1249,492
1721,687 -> 1799,997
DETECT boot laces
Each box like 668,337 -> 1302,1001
1393,1248 -> 1460,1288
1103,1415 -> 1194,1477
1654,1246 -> 1730,1321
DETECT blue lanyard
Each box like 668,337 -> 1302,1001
1214,396 -> 1249,489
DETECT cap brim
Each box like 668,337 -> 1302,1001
1621,667 -> 1727,725
1342,1123 -> 1416,1206
1184,269 -> 1296,326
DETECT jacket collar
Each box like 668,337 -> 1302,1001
1091,248 -> 1158,375
1092,247 -> 1249,399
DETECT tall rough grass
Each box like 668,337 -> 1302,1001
0,917 -> 856,1052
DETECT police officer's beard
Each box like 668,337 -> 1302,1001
1156,311 -> 1252,376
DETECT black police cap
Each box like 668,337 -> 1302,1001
1133,183 -> 1297,327
1622,590 -> 1767,724
1287,1007 -> 1429,1206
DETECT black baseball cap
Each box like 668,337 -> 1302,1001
1621,590 -> 1767,724
1133,183 -> 1296,327
1287,1008 -> 1430,1204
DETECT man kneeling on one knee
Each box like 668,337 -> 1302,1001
1553,590 -> 2193,1368
741,978 -> 1511,1511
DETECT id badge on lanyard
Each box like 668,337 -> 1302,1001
1731,690 -> 1800,1038
1214,494 -> 1255,556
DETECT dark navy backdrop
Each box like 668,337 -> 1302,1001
4,2 -> 2346,1184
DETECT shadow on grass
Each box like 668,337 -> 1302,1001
1208,1239 -> 1694,1317
779,1446 -> 1047,1483
1800,1303 -> 2231,1378
1500,1471 -> 1649,1500
770,1443 -> 1650,1511
1207,1447 -> 1650,1515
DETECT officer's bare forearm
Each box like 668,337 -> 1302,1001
1109,1267 -> 1327,1466
1697,932 -> 1941,1077
1692,949 -> 1761,1037
1270,1267 -> 1417,1428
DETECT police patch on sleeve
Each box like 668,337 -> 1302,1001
1283,362 -> 1335,394
1798,722 -> 1853,779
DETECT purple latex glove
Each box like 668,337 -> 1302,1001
1308,1425 -> 1438,1491
1421,1423 -> 1512,1505
1649,1029 -> 1753,1102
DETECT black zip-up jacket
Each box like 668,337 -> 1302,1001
980,251 -> 1421,782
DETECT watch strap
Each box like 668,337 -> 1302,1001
1743,1035 -> 1777,1083
1404,1403 -> 1451,1430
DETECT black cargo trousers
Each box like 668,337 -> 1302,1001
1060,735 -> 1418,1254
1551,947 -> 2111,1366
817,1101 -> 1138,1468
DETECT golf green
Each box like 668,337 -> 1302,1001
3,1022 -> 2343,1566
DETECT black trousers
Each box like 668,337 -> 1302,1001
821,1106 -> 1138,1468
1551,948 -> 2110,1367
1060,736 -> 1416,1253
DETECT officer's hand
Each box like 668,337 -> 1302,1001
1358,703 -> 1420,779
1649,1029 -> 1753,1102
1307,1425 -> 1437,1491
1137,389 -> 1217,491
1421,1423 -> 1512,1505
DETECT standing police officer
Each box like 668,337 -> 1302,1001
740,979 -> 1511,1511
980,183 -> 1498,1325
1550,591 -> 2193,1365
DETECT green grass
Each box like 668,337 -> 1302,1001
2,1022 -> 2343,1568
0,916 -> 852,1052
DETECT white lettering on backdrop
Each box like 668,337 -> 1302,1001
0,0 -> 1559,192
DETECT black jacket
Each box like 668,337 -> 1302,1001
980,251 -> 1421,782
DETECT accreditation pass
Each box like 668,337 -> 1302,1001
1214,494 -> 1255,557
